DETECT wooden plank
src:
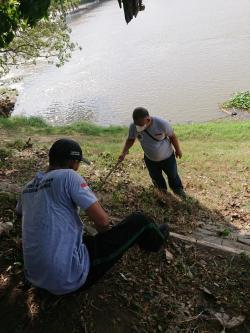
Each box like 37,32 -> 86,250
170,232 -> 250,257
84,225 -> 250,257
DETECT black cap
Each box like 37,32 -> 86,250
49,139 -> 90,165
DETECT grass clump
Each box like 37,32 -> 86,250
0,148 -> 12,160
0,116 -> 48,130
222,91 -> 250,111
0,116 -> 126,136
6,139 -> 26,151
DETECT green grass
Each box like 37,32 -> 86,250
222,91 -> 250,111
175,120 -> 250,140
0,116 -> 49,129
1,116 -> 250,141
1,117 -> 250,178
0,116 -> 249,235
0,116 -> 126,136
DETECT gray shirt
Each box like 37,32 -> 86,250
17,169 -> 97,295
128,116 -> 174,162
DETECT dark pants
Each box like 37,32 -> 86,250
83,212 -> 165,288
144,152 -> 183,191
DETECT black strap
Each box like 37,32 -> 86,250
144,129 -> 167,142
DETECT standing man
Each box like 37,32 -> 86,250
17,138 -> 168,295
119,107 -> 186,198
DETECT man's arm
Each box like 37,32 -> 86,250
68,171 -> 110,232
169,132 -> 182,158
85,201 -> 110,233
161,119 -> 182,159
118,138 -> 136,162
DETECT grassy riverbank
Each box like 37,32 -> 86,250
0,117 -> 250,333
1,116 -> 249,222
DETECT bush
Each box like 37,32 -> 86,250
0,148 -> 12,160
222,91 -> 250,111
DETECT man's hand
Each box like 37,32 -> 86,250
119,138 -> 135,163
175,149 -> 182,158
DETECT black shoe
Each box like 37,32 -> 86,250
159,224 -> 169,240
173,188 -> 187,199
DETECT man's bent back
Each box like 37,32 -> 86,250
18,168 -> 97,295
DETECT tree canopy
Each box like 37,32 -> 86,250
0,0 -> 80,76
0,0 -> 145,76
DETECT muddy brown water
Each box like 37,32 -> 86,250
11,0 -> 250,125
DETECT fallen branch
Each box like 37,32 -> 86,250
170,232 -> 250,257
177,311 -> 204,324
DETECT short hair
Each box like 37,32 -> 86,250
132,107 -> 149,121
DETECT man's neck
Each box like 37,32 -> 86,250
46,166 -> 68,173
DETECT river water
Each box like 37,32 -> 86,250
12,0 -> 250,125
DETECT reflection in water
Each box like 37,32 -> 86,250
13,0 -> 250,125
